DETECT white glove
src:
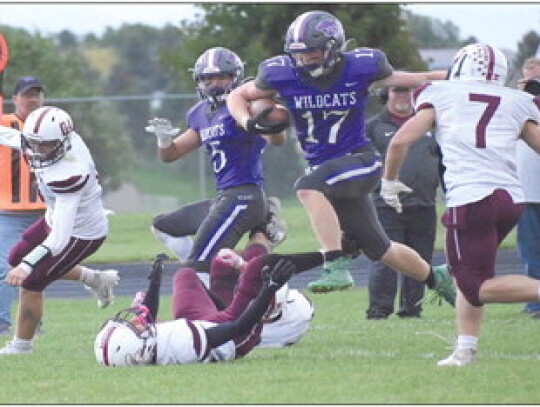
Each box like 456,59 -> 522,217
215,248 -> 246,270
380,179 -> 413,214
145,118 -> 180,148
0,125 -> 22,150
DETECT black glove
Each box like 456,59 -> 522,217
246,106 -> 290,134
524,78 -> 540,96
262,257 -> 296,288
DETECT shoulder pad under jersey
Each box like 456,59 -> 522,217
259,55 -> 296,87
344,48 -> 390,78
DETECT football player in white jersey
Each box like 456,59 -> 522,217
95,250 -> 321,366
381,44 -> 540,367
0,106 -> 119,355
211,248 -> 315,348
258,285 -> 314,348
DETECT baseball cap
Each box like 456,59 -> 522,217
13,76 -> 44,96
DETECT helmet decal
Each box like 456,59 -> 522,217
284,11 -> 345,78
449,43 -> 507,86
316,19 -> 341,38
21,106 -> 74,168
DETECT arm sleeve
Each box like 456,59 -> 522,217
0,125 -> 22,149
42,192 -> 80,255
141,257 -> 166,321
272,252 -> 324,273
254,57 -> 283,91
205,284 -> 277,349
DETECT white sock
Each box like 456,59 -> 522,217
12,336 -> 33,350
151,227 -> 193,261
456,335 -> 477,351
79,266 -> 97,286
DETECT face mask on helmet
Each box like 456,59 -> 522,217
263,283 -> 289,322
191,47 -> 244,108
448,43 -> 508,86
94,308 -> 157,367
284,10 -> 345,78
21,106 -> 73,169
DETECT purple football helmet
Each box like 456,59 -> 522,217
284,10 -> 345,77
191,47 -> 244,107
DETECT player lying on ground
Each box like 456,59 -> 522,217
95,251 -> 323,366
211,248 -> 314,348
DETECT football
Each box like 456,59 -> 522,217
249,98 -> 290,123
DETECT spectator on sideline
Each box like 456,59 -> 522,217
366,86 -> 439,319
145,47 -> 288,287
227,10 -> 454,307
381,43 -> 540,367
0,106 -> 119,355
515,57 -> 540,317
0,77 -> 47,335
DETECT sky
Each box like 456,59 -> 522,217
0,2 -> 538,51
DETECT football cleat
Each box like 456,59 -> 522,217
307,257 -> 354,293
0,341 -> 32,355
431,265 -> 456,307
263,196 -> 288,248
437,348 -> 476,367
85,269 -> 120,308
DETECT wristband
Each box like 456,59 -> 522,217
18,262 -> 32,274
22,244 -> 51,270
157,134 -> 172,148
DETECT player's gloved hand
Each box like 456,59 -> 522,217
262,256 -> 296,289
145,118 -> 180,148
216,248 -> 246,270
524,78 -> 540,96
380,179 -> 412,214
245,107 -> 290,135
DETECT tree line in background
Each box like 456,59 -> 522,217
1,3 -> 539,199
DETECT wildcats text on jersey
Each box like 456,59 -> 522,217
293,91 -> 357,110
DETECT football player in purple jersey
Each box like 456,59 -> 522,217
228,10 -> 453,303
145,47 -> 288,286
95,250 -> 323,366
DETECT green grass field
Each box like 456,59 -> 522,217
0,290 -> 537,404
0,201 -> 525,404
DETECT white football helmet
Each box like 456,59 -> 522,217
94,308 -> 157,367
448,43 -> 507,86
263,283 -> 289,322
21,106 -> 73,168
